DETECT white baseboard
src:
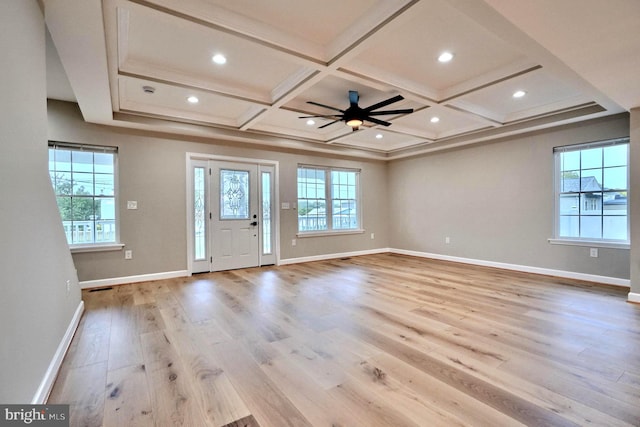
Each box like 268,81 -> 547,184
390,248 -> 631,288
628,292 -> 640,304
279,248 -> 390,266
79,270 -> 190,289
33,300 -> 84,404
79,251 -> 630,291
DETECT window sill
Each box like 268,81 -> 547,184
548,238 -> 629,250
297,229 -> 365,238
70,243 -> 125,254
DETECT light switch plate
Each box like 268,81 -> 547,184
281,202 -> 290,210
127,201 -> 138,210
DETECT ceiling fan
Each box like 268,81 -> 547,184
299,90 -> 413,131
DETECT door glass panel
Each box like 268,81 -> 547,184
262,171 -> 272,255
194,167 -> 206,260
220,169 -> 249,219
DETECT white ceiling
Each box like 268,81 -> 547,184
43,0 -> 639,160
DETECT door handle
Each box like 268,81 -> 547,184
250,221 -> 258,226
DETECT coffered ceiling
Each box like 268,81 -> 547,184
44,0 -> 639,160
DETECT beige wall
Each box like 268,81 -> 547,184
0,2 -> 81,403
48,99 -> 632,284
47,101 -> 389,282
388,114 -> 631,280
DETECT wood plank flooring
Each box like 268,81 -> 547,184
48,253 -> 640,426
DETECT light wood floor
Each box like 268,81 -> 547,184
49,253 -> 640,426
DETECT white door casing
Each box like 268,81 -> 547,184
187,155 -> 277,274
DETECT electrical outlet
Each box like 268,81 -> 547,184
291,239 -> 297,246
125,250 -> 133,259
590,248 -> 598,258
370,233 -> 375,240
66,280 -> 70,293
445,236 -> 450,244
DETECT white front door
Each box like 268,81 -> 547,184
189,157 -> 276,274
210,161 -> 259,271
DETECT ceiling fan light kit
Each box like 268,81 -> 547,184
345,118 -> 363,130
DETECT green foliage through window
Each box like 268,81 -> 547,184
48,142 -> 118,245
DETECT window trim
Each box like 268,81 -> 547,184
297,164 -> 363,236
69,243 -> 125,253
547,238 -> 629,250
552,137 -> 630,246
296,229 -> 365,238
48,141 -> 121,250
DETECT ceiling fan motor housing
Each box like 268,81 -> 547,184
344,106 -> 364,130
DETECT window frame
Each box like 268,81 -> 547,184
48,141 -> 123,252
550,137 -> 630,249
296,165 -> 363,237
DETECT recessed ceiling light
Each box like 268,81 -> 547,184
438,51 -> 454,63
212,54 -> 227,65
513,90 -> 527,98
430,116 -> 440,123
187,96 -> 199,104
375,133 -> 383,139
306,119 -> 315,126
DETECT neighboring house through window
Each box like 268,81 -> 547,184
48,142 -> 118,247
297,165 -> 361,234
553,137 -> 629,245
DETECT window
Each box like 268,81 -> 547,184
297,165 -> 360,233
48,142 -> 118,246
554,138 -> 629,244
262,171 -> 273,254
193,166 -> 206,260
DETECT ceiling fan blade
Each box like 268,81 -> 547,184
363,94 -> 404,112
349,90 -> 359,106
367,108 -> 414,116
307,101 -> 344,113
318,120 -> 340,129
298,114 -> 342,118
364,116 -> 392,127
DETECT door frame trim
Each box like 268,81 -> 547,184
186,152 -> 280,274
